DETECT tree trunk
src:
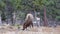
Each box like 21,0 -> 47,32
34,9 -> 37,20
0,14 -> 2,26
12,12 -> 16,25
44,6 -> 48,26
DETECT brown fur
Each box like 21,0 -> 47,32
22,16 -> 33,30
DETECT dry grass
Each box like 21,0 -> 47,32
0,25 -> 60,34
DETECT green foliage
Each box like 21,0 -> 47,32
0,0 -> 5,6
56,16 -> 60,20
0,0 -> 60,21
0,0 -> 6,10
10,0 -> 22,10
16,11 -> 25,20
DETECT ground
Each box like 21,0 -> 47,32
0,24 -> 60,34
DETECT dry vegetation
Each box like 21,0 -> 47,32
0,24 -> 60,34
